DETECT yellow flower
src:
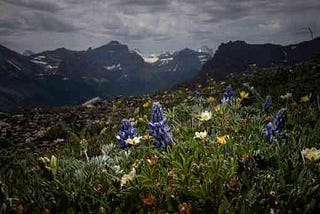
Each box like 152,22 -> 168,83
206,96 -> 215,103
302,148 -> 320,161
216,135 -> 229,145
50,155 -> 57,169
143,101 -> 151,108
214,105 -> 223,114
300,93 -> 311,102
194,131 -> 208,140
142,133 -> 151,140
240,91 -> 249,99
125,136 -> 142,146
197,111 -> 212,121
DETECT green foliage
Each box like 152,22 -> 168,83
1,62 -> 320,213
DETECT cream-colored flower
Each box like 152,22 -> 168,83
39,157 -> 50,164
80,139 -> 88,147
216,135 -> 229,145
302,148 -> 320,161
129,118 -> 137,126
120,168 -> 136,187
280,93 -> 292,100
194,131 -> 208,140
197,111 -> 212,121
125,136 -> 142,146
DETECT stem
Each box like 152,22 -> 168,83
84,150 -> 89,162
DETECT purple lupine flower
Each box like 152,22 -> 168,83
149,102 -> 173,148
222,85 -> 233,102
263,122 -> 275,143
273,108 -> 287,136
262,95 -> 272,110
116,119 -> 138,149
263,108 -> 287,143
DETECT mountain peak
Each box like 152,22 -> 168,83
181,48 -> 194,52
107,40 -> 122,46
22,50 -> 35,56
95,41 -> 128,52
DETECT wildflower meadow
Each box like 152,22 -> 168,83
1,62 -> 320,213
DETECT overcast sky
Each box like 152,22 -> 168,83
0,0 -> 319,54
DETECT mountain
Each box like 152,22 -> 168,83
198,37 -> 320,81
29,41 -> 160,96
133,48 -> 212,87
152,48 -> 210,86
30,47 -> 84,75
0,44 -> 52,110
29,41 -> 212,95
0,42 -> 212,111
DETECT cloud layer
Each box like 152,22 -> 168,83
1,0 -> 319,53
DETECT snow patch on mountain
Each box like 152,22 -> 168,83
6,60 -> 22,71
104,64 -> 122,71
133,49 -> 159,63
197,46 -> 214,57
31,60 -> 48,65
143,55 -> 159,63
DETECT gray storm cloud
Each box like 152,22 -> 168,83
0,0 -> 319,53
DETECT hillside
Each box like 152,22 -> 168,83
198,37 -> 320,81
0,45 -> 53,110
0,60 -> 319,213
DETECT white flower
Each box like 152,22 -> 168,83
121,168 -> 136,187
194,131 -> 208,140
129,118 -> 137,126
301,147 -> 320,161
125,136 -> 142,146
280,93 -> 292,100
197,111 -> 212,121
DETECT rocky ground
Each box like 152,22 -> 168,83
0,99 -> 113,158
